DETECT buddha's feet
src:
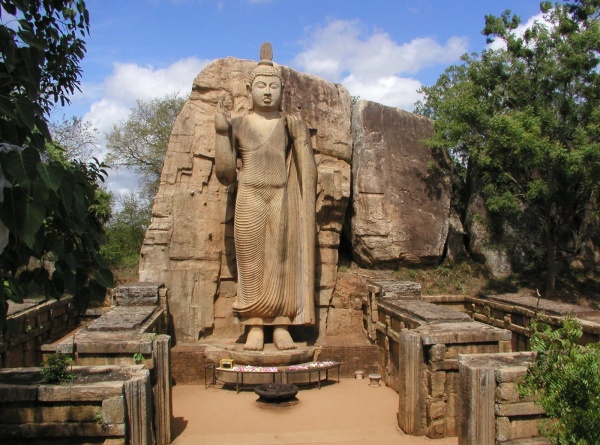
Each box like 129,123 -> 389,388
273,326 -> 297,350
244,326 -> 264,351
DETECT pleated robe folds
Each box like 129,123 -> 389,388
231,117 -> 315,326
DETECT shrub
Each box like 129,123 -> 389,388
41,353 -> 75,384
519,317 -> 600,444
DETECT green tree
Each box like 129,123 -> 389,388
416,0 -> 600,296
0,0 -> 113,328
101,191 -> 150,278
105,93 -> 185,200
520,317 -> 600,444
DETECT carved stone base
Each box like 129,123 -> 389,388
204,342 -> 317,366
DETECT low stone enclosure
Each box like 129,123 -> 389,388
364,280 -> 600,444
0,283 -> 172,445
3,279 -> 600,444
0,365 -> 151,445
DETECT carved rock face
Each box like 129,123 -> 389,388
350,100 -> 452,267
138,58 -> 352,342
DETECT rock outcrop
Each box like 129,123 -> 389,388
350,100 -> 451,267
139,58 -> 352,342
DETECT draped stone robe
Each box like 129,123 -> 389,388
231,116 -> 315,326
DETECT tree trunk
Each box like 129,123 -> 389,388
545,226 -> 557,298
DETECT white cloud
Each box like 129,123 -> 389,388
84,57 -> 209,136
80,57 -> 209,196
342,74 -> 424,111
293,20 -> 468,110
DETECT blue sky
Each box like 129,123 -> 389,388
52,0 -> 544,194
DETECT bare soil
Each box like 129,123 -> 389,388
171,378 -> 458,445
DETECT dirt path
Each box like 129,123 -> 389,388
171,378 -> 458,445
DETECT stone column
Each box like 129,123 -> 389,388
398,330 -> 425,435
458,356 -> 498,445
124,369 -> 153,445
152,335 -> 172,445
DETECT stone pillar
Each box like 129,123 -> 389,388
124,369 -> 153,445
458,357 -> 496,445
152,335 -> 172,445
398,330 -> 425,435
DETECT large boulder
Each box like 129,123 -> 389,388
350,100 -> 451,267
139,58 -> 352,342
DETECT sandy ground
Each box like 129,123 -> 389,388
171,378 -> 458,445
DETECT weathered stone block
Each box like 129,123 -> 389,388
428,419 -> 446,439
351,101 -> 451,267
496,416 -> 511,442
428,400 -> 446,421
115,283 -> 163,306
102,396 -> 125,424
509,418 -> 541,441
495,401 -> 545,417
430,344 -> 446,363
428,371 -> 446,398
496,382 -> 520,403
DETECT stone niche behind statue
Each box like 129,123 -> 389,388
138,46 -> 352,345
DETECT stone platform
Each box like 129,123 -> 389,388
171,334 -> 379,384
204,341 -> 317,366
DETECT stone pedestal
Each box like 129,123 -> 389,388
204,342 -> 317,366
458,352 -> 548,445
397,322 -> 512,439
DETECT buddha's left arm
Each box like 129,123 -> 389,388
286,116 -> 317,197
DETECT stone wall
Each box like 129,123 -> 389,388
467,293 -> 600,350
1,297 -> 79,368
419,293 -> 600,351
459,352 -> 549,445
0,365 -> 151,445
42,283 -> 172,445
364,280 -> 512,439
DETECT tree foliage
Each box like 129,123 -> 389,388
48,116 -> 98,162
101,191 -> 150,275
520,317 -> 600,444
416,0 -> 600,296
105,93 -> 185,200
0,0 -> 113,329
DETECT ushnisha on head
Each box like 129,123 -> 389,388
248,42 -> 283,112
250,42 -> 282,84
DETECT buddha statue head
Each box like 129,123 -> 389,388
248,42 -> 283,112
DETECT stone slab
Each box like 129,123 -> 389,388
69,332 -> 153,354
379,298 -> 471,325
368,280 -> 422,298
415,322 -> 512,345
459,352 -> 535,372
483,293 -> 598,317
114,282 -> 164,306
87,306 -> 157,331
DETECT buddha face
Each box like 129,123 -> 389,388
251,75 -> 282,112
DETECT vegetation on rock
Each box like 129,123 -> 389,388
41,352 -> 75,384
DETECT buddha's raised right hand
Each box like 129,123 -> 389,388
215,96 -> 231,134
